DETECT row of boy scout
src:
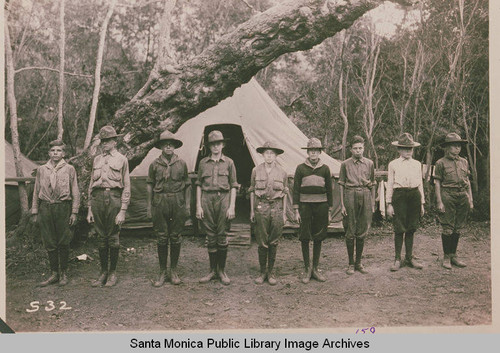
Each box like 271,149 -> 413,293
31,126 -> 474,287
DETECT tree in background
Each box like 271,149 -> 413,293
83,0 -> 118,149
57,0 -> 66,141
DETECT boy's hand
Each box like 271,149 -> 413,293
69,213 -> 77,226
420,204 -> 425,216
31,214 -> 38,224
250,211 -> 255,223
341,205 -> 347,216
226,206 -> 235,220
115,210 -> 126,226
437,201 -> 445,213
146,206 -> 152,219
469,200 -> 474,209
87,208 -> 94,223
295,209 -> 301,223
386,204 -> 394,218
196,206 -> 204,220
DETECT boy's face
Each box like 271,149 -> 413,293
307,148 -> 321,162
446,143 -> 461,157
398,147 -> 413,159
160,142 -> 175,156
209,141 -> 224,155
101,138 -> 117,152
263,149 -> 277,164
351,142 -> 364,159
48,145 -> 65,163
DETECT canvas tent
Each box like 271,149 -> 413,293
126,79 -> 342,231
4,141 -> 38,227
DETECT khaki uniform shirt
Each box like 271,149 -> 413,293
338,157 -> 375,189
249,162 -> 288,200
434,155 -> 470,189
32,159 -> 80,214
88,149 -> 131,210
196,154 -> 239,191
147,153 -> 189,193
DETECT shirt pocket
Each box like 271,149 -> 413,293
201,168 -> 213,184
458,164 -> 469,185
170,166 -> 184,181
58,172 -> 70,191
92,159 -> 104,180
108,159 -> 124,182
217,169 -> 229,187
444,165 -> 456,181
255,178 -> 267,190
272,179 -> 284,191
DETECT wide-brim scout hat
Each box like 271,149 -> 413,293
256,141 -> 284,155
301,138 -> 325,150
391,132 -> 420,147
440,132 -> 467,146
98,125 -> 122,141
156,130 -> 183,149
206,130 -> 229,144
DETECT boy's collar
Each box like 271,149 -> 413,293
209,153 -> 225,162
445,153 -> 460,160
159,153 -> 178,166
305,158 -> 323,169
46,159 -> 66,169
398,156 -> 413,161
104,148 -> 117,156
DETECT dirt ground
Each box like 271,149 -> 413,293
5,221 -> 491,332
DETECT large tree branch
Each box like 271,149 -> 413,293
112,0 -> 413,167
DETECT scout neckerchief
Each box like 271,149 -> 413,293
45,159 -> 67,193
157,153 -> 179,180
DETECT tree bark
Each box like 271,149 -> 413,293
338,32 -> 350,161
57,0 -> 66,141
132,0 -> 178,102
5,20 -> 29,212
83,0 -> 118,149
110,0 -> 411,167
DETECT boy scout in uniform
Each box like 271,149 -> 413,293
293,138 -> 333,284
434,133 -> 473,269
249,141 -> 288,285
386,133 -> 425,271
32,140 -> 80,286
338,136 -> 375,275
87,126 -> 131,287
196,130 -> 238,285
147,131 -> 189,286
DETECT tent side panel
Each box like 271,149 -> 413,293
125,177 -> 150,225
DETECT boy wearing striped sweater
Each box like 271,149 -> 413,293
293,138 -> 333,284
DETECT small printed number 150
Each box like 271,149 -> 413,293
26,301 -> 72,312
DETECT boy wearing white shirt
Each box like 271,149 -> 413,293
386,133 -> 425,271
